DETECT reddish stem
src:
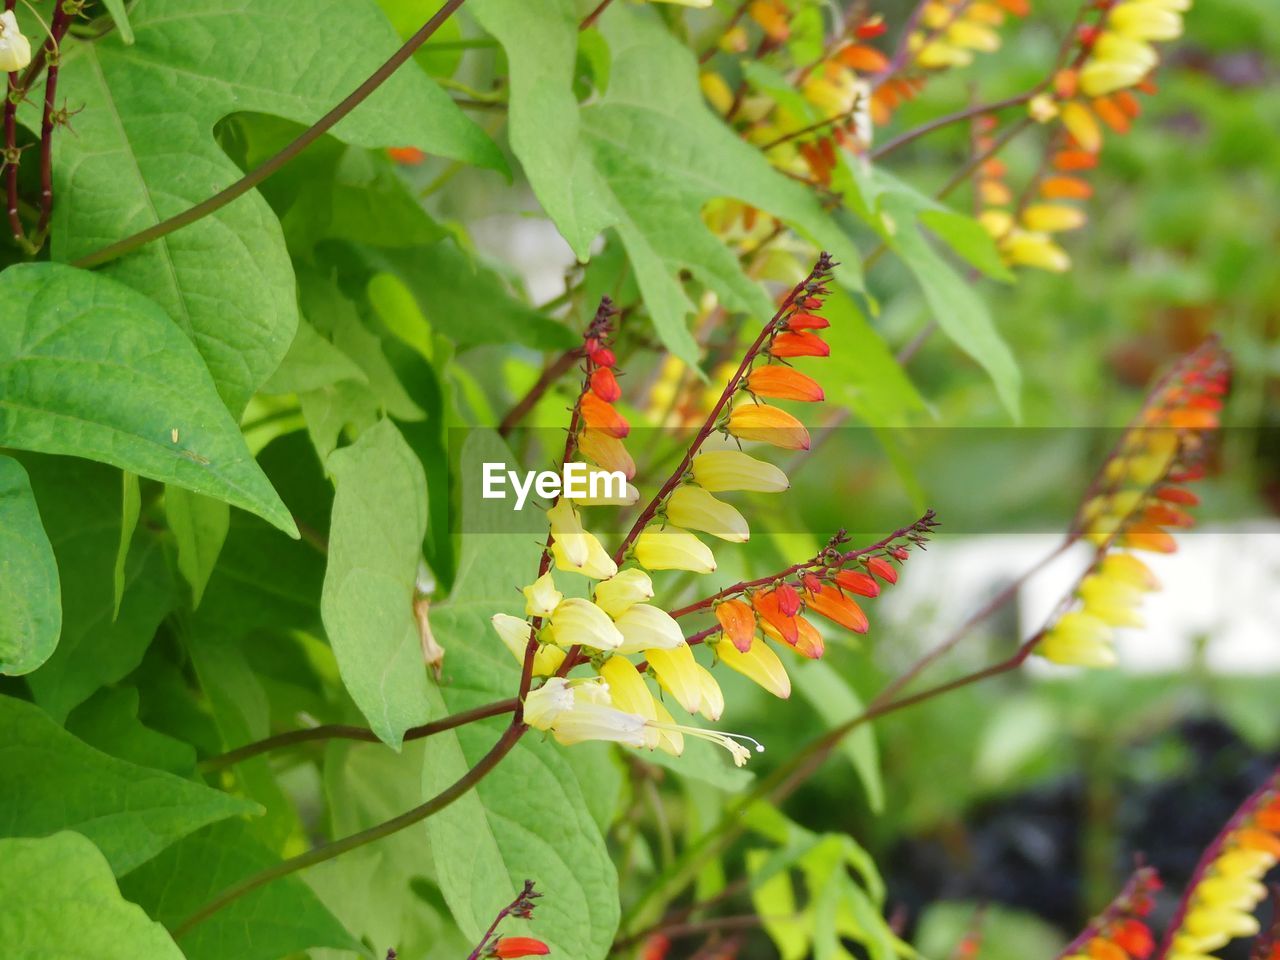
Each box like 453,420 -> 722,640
34,5 -> 70,240
4,0 -> 22,245
611,254 -> 834,565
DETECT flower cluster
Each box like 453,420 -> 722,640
984,0 -> 1192,272
1060,867 -> 1161,960
908,0 -> 1029,71
1040,339 -> 1229,667
1161,774 -> 1280,960
495,255 -> 931,767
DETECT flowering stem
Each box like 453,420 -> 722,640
1056,866 -> 1159,960
32,2 -> 69,242
667,512 -> 935,619
4,0 -> 25,248
864,535 -> 1073,711
612,254 -> 834,565
465,879 -> 541,960
175,721 -> 528,937
870,89 -> 1039,160
1153,773 -> 1280,960
497,346 -> 583,437
195,697 -> 519,773
72,0 -> 470,270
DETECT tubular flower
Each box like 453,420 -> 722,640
761,613 -> 825,659
1041,340 -> 1228,668
593,568 -> 655,618
580,392 -> 630,439
1161,774 -> 1280,960
715,599 -> 757,653
612,604 -> 686,654
489,937 -> 551,958
551,528 -> 618,580
646,642 -> 705,714
908,0 -> 1026,70
522,572 -> 562,619
578,429 -> 636,480
691,450 -> 789,493
713,633 -> 791,699
666,485 -> 750,543
752,588 -> 800,645
635,527 -> 717,574
1080,0 -> 1188,97
1059,867 -> 1161,960
770,331 -> 830,358
599,655 -> 668,753
834,569 -> 880,598
746,365 -> 824,402
548,598 -> 624,651
801,580 -> 869,633
727,402 -> 811,450
0,10 -> 32,72
491,613 -> 565,676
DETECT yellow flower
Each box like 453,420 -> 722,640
700,71 -> 734,114
635,526 -> 717,573
599,656 -> 667,753
551,523 -> 618,580
1100,552 -> 1161,590
646,642 -> 704,714
1061,101 -> 1102,152
1079,574 -> 1145,627
1022,203 -> 1087,233
0,11 -> 32,73
549,598 -> 624,651
947,20 -> 1000,52
690,449 -> 789,493
593,568 -> 655,618
694,664 -> 724,721
1110,2 -> 1184,42
1027,93 -> 1060,123
491,613 -> 565,676
547,500 -> 588,567
522,572 -> 562,618
1040,610 -> 1116,666
1080,32 -> 1158,96
714,635 -> 792,699
666,485 -> 750,542
726,402 -> 810,450
524,678 -> 647,747
1000,230 -> 1071,272
612,604 -> 686,654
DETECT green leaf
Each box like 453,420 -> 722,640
919,208 -> 1016,283
0,695 -> 257,875
112,471 -> 141,619
423,433 -> 620,959
38,0 -> 503,413
0,263 -> 296,535
260,317 -> 369,396
0,832 -> 186,959
166,488 -> 231,608
21,455 -> 175,722
473,0 -> 862,366
322,419 -> 432,747
120,821 -> 362,960
101,0 -> 135,44
0,455 -> 61,677
881,191 -> 1022,420
791,660 -> 884,813
65,686 -> 197,777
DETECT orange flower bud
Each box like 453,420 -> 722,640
579,392 -> 629,438
590,367 -> 622,402
1053,149 -> 1099,171
1086,939 -> 1127,960
1092,96 -> 1132,133
715,599 -> 756,653
790,616 -> 825,658
388,146 -> 427,165
746,366 -> 825,402
1235,828 -> 1280,858
771,331 -> 830,358
491,936 -> 551,958
727,403 -> 811,450
865,556 -> 898,583
834,569 -> 879,597
838,44 -> 889,72
752,589 -> 799,645
1040,176 -> 1093,200
804,584 -> 869,633
1054,68 -> 1079,100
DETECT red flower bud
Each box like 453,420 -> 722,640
590,367 -> 622,402
752,589 -> 798,645
834,570 -> 879,597
865,556 -> 898,583
771,331 -> 830,358
775,582 -> 802,617
787,312 -> 830,330
490,937 -> 550,958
